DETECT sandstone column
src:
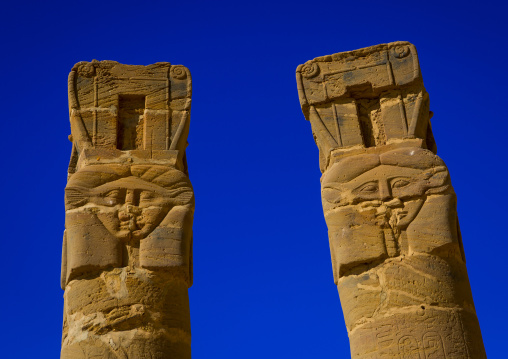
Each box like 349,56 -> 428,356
61,61 -> 194,358
296,42 -> 486,358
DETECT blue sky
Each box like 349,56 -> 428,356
2,0 -> 507,357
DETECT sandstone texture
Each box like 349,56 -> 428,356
61,61 -> 193,358
296,42 -> 486,358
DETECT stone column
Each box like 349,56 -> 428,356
61,61 -> 194,358
296,42 -> 486,358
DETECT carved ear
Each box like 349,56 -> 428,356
425,166 -> 449,190
64,187 -> 89,210
168,187 -> 194,205
322,186 -> 343,204
175,190 -> 194,205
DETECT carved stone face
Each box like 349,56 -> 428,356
323,164 -> 448,232
322,148 -> 449,232
65,165 -> 193,241
321,148 -> 451,279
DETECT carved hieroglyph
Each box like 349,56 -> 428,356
61,61 -> 194,358
296,42 -> 487,358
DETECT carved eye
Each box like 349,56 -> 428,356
103,189 -> 122,206
391,179 -> 410,189
357,183 -> 378,194
140,191 -> 156,204
105,189 -> 120,197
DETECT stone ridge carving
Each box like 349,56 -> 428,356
61,61 -> 194,359
296,42 -> 487,358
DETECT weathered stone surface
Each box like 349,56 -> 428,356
297,42 -> 486,358
62,61 -> 193,358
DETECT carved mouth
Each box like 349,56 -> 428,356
359,200 -> 408,232
119,218 -> 140,232
118,206 -> 145,233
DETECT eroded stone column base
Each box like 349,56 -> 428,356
61,267 -> 191,359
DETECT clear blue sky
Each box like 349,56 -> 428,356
2,0 -> 507,357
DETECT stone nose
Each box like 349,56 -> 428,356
125,189 -> 139,207
378,181 -> 392,201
